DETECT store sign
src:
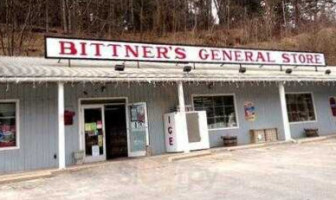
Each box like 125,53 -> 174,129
45,36 -> 326,66
164,115 -> 177,152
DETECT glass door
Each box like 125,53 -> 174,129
128,102 -> 149,157
82,105 -> 106,162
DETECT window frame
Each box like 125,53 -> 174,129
285,92 -> 317,124
0,99 -> 20,151
191,93 -> 239,131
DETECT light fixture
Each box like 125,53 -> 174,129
183,65 -> 192,73
325,69 -> 331,75
285,68 -> 292,74
115,64 -> 125,71
239,67 -> 246,73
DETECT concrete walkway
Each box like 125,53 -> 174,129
1,138 -> 336,199
1,134 -> 336,185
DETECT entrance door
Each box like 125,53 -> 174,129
82,105 -> 106,162
128,102 -> 149,157
105,104 -> 128,159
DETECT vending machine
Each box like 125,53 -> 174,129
164,111 -> 209,153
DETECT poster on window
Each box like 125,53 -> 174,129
329,97 -> 336,117
0,125 -> 16,148
244,102 -> 256,122
130,105 -> 146,129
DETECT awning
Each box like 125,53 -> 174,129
0,56 -> 335,83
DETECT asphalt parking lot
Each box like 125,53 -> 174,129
1,139 -> 336,200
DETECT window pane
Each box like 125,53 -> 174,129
0,103 -> 17,148
286,93 -> 315,122
202,97 -> 213,107
214,106 -> 224,117
213,96 -> 224,107
193,95 -> 237,129
224,106 -> 235,116
223,96 -> 234,105
205,106 -> 214,118
207,117 -> 215,129
193,97 -> 204,109
214,117 -> 225,129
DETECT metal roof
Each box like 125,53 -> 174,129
0,56 -> 335,83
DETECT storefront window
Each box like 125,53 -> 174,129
193,95 -> 237,129
286,93 -> 316,122
0,101 -> 18,149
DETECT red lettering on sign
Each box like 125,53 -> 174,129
266,52 -> 275,62
234,50 -> 243,62
175,48 -> 186,59
211,50 -> 221,61
256,52 -> 266,62
125,45 -> 138,58
306,54 -> 314,63
107,44 -> 121,57
79,42 -> 87,56
222,50 -> 232,61
244,51 -> 253,62
168,127 -> 173,134
169,137 -> 173,145
143,46 -> 155,58
199,49 -> 209,60
59,41 -> 77,55
282,53 -> 290,63
291,53 -> 298,63
157,46 -> 169,59
90,43 -> 104,56
298,54 -> 306,63
315,55 -> 322,64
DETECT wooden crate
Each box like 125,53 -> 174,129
250,129 -> 266,143
265,128 -> 278,142
250,128 -> 278,144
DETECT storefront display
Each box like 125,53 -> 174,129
0,102 -> 17,148
329,97 -> 336,117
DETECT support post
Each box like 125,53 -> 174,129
177,82 -> 190,153
279,82 -> 292,141
58,82 -> 66,169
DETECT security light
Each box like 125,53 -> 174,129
325,69 -> 331,75
239,67 -> 246,73
115,64 -> 125,71
183,65 -> 192,73
285,68 -> 292,74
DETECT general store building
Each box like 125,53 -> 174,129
0,37 -> 334,173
